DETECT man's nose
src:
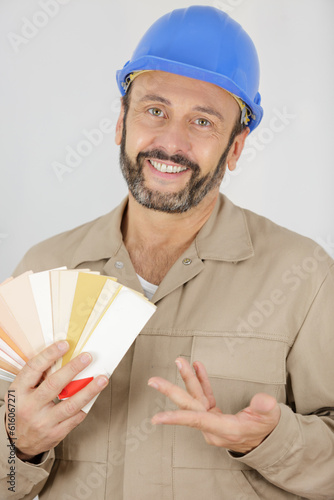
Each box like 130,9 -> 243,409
153,119 -> 191,158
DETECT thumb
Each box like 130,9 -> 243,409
249,393 -> 278,416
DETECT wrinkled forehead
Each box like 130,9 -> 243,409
128,70 -> 240,117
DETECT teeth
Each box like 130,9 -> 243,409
150,160 -> 187,174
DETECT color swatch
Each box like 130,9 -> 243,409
0,269 -> 156,412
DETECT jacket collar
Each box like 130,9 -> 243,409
69,193 -> 254,269
195,193 -> 254,262
69,197 -> 127,269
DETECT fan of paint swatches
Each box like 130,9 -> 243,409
0,269 -> 156,412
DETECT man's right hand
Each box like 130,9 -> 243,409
5,341 -> 109,461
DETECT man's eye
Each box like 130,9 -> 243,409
195,118 -> 211,127
148,108 -> 164,117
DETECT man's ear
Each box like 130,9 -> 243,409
115,99 -> 125,146
226,127 -> 250,172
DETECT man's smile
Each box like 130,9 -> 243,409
148,159 -> 189,174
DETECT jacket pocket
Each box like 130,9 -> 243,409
191,334 -> 287,413
173,334 -> 287,470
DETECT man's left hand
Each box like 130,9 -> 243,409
148,358 -> 281,454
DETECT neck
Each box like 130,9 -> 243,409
121,191 -> 219,285
122,190 -> 218,251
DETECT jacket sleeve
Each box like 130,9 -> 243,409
0,251 -> 57,500
228,263 -> 334,500
0,381 -> 55,500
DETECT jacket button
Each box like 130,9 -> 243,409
114,261 -> 124,269
182,258 -> 192,266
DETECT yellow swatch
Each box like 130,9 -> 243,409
62,274 -> 116,365
71,279 -> 121,358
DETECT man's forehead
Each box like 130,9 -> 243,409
130,70 -> 239,113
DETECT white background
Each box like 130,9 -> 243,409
1,0 -> 334,281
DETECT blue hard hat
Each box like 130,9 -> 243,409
116,6 -> 263,132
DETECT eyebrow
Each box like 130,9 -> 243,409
139,94 -> 171,106
193,106 -> 225,123
138,95 -> 225,122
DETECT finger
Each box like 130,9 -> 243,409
22,410 -> 89,455
51,375 -> 109,425
176,358 -> 209,409
148,377 -> 205,411
249,393 -> 281,422
151,410 -> 244,450
193,361 -> 216,409
34,352 -> 93,404
54,409 -> 87,440
14,341 -> 70,390
151,409 -> 234,437
250,393 -> 277,413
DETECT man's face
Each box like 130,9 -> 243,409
115,71 -> 245,213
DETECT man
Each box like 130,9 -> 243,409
0,6 -> 333,499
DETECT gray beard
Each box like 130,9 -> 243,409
119,126 -> 235,214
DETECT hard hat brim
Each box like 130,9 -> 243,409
116,56 -> 263,132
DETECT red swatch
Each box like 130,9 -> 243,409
58,377 -> 94,399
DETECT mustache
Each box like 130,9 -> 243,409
137,149 -> 200,173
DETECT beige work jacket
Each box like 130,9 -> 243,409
1,194 -> 334,500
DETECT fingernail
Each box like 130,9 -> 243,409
148,380 -> 159,390
79,352 -> 92,364
193,362 -> 198,372
57,341 -> 69,351
175,359 -> 182,371
97,376 -> 108,388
